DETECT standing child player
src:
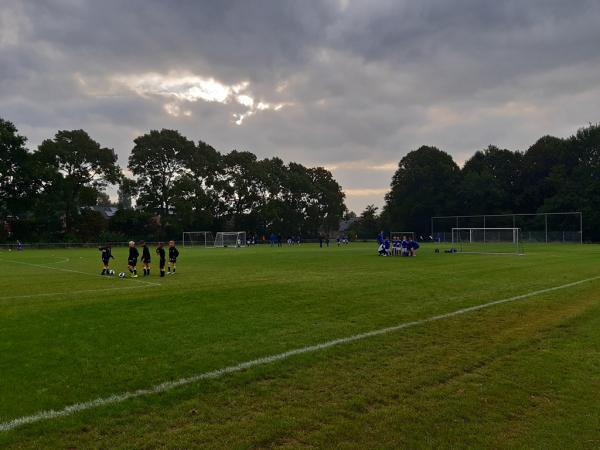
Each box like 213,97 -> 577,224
401,235 -> 410,257
156,242 -> 166,277
168,240 -> 179,275
140,240 -> 151,277
392,236 -> 401,256
99,244 -> 114,275
128,241 -> 139,278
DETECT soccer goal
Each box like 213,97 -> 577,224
452,228 -> 524,255
214,231 -> 246,248
391,231 -> 415,240
182,231 -> 214,248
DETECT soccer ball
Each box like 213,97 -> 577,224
109,269 -> 115,276
119,272 -> 126,279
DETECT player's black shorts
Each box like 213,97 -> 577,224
142,258 -> 151,264
128,258 -> 137,266
169,258 -> 177,263
102,258 -> 110,266
159,259 -> 166,269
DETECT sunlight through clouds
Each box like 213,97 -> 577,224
114,72 -> 290,124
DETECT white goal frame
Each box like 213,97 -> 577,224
452,227 -> 524,255
182,231 -> 214,248
214,231 -> 246,248
391,231 -> 415,240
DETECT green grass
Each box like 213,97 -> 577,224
1,243 -> 599,448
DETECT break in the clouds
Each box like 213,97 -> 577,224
2,0 -> 600,213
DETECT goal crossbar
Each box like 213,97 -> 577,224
182,231 -> 214,248
214,231 -> 246,248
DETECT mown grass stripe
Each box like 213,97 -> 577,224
1,274 -> 598,433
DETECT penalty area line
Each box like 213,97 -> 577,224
0,285 -> 144,301
0,258 -> 161,287
1,274 -> 598,432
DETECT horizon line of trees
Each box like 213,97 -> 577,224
3,116 -> 599,243
350,122 -> 600,241
0,118 -> 346,242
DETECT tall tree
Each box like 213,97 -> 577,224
355,204 -> 380,238
128,129 -> 194,217
0,118 -> 32,219
36,129 -> 120,231
117,176 -> 137,210
460,145 -> 523,213
383,146 -> 460,234
518,135 -> 568,211
306,167 -> 346,235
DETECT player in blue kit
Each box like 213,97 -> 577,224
392,236 -> 401,256
401,236 -> 410,256
409,238 -> 420,256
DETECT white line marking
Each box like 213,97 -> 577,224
0,258 -> 161,287
1,275 -> 598,432
0,286 -> 142,301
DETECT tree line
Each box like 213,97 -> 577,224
351,123 -> 600,241
0,118 -> 346,242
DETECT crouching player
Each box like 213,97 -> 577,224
99,244 -> 114,275
156,242 -> 166,277
128,241 -> 139,278
140,240 -> 151,277
168,240 -> 179,275
409,238 -> 420,256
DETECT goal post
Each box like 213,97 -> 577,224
452,228 -> 523,255
182,231 -> 214,248
214,231 -> 246,248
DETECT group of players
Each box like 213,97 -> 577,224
377,232 -> 420,257
99,240 -> 180,278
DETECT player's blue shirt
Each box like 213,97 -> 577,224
393,239 -> 401,248
401,239 -> 409,248
377,232 -> 384,245
384,239 -> 391,249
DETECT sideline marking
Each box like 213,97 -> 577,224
1,275 -> 598,432
0,258 -> 161,287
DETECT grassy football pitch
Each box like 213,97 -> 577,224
1,243 -> 599,449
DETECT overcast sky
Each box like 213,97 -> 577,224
2,0 -> 600,213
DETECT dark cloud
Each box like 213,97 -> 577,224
1,0 -> 600,212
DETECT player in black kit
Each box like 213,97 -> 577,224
156,242 -> 166,277
128,240 -> 139,278
168,240 -> 179,275
140,240 -> 151,277
99,244 -> 114,275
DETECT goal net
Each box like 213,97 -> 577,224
452,228 -> 523,255
391,231 -> 415,240
214,231 -> 246,248
182,231 -> 214,248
